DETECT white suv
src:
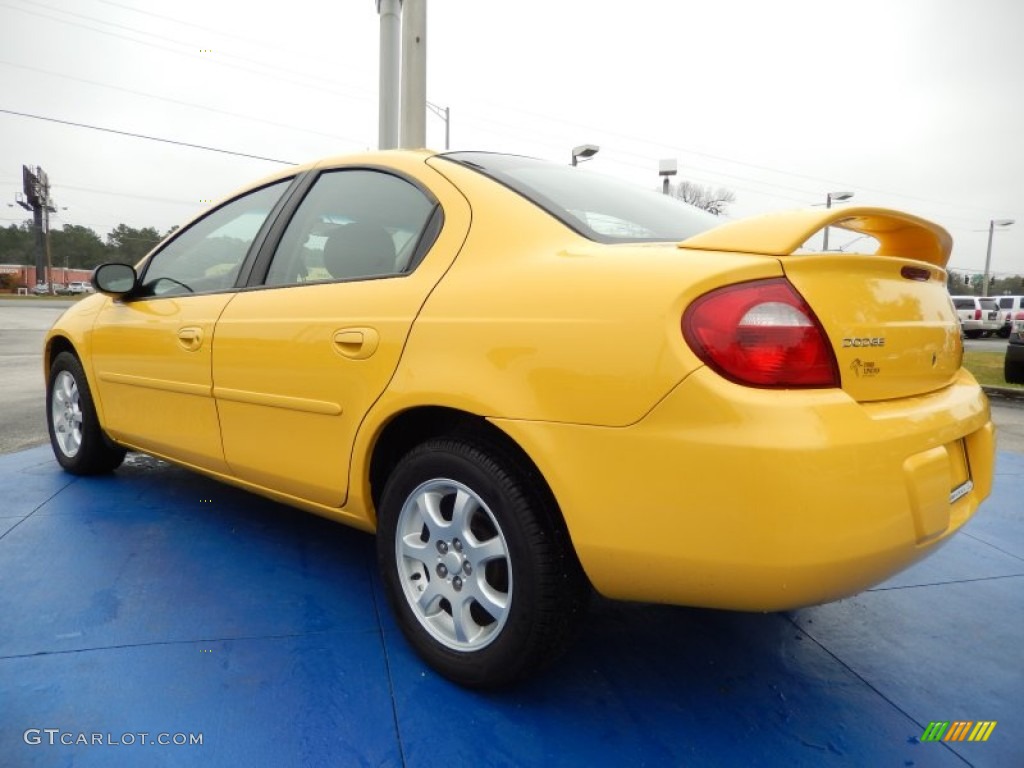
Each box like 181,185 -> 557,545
989,295 -> 1024,338
66,281 -> 93,295
950,296 -> 1001,338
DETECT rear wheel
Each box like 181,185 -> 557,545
376,437 -> 588,688
964,330 -> 983,339
47,351 -> 126,475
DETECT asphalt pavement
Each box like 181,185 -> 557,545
0,299 -> 74,454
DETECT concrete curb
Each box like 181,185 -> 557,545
982,385 -> 1024,403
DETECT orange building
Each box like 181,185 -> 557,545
0,264 -> 94,293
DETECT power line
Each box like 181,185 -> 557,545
1,0 -> 373,105
57,182 -> 198,207
0,107 -> 297,165
454,98 -> 1011,224
0,59 -> 369,147
94,0 -> 370,96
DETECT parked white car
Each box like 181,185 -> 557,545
989,295 -> 1024,338
950,296 -> 1001,338
65,281 -> 93,295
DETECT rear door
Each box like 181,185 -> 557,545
211,166 -> 461,507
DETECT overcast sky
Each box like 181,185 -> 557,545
1,0 -> 1021,277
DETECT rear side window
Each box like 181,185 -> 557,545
264,169 -> 436,287
439,151 -> 719,244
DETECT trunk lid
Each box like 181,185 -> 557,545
781,255 -> 961,401
679,206 -> 962,402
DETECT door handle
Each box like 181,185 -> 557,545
177,326 -> 203,351
333,327 -> 379,360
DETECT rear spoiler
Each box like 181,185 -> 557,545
678,206 -> 952,267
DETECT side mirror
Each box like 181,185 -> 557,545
92,263 -> 138,296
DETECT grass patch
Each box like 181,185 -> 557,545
963,350 -> 1023,389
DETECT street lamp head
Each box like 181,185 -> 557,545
992,218 -> 1015,227
827,191 -> 855,204
571,144 -> 600,166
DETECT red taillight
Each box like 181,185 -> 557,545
682,278 -> 839,388
974,309 -> 982,320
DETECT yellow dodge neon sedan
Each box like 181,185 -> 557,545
44,150 -> 994,687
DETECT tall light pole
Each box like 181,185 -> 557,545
399,0 -> 426,149
822,190 -> 854,251
376,0 -> 402,150
982,218 -> 1014,296
571,144 -> 599,167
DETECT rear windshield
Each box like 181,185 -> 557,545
980,299 -> 998,310
438,151 -> 720,244
953,298 -> 976,310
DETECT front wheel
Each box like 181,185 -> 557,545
376,437 -> 588,688
46,351 -> 126,475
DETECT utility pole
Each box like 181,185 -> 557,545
982,218 -> 1014,297
16,165 -> 56,291
400,0 -> 426,149
376,0 -> 402,149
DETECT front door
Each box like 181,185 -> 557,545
89,180 -> 292,471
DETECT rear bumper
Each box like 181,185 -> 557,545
960,319 -> 1002,333
493,368 -> 994,611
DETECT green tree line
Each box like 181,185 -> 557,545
0,222 -> 174,271
946,271 -> 1024,295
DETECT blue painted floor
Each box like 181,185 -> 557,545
1,445 -> 1022,767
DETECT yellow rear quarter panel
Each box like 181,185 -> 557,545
391,159 -> 784,426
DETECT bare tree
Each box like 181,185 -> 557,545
669,180 -> 736,216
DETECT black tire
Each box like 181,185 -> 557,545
964,330 -> 983,339
46,351 -> 126,475
376,436 -> 588,688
